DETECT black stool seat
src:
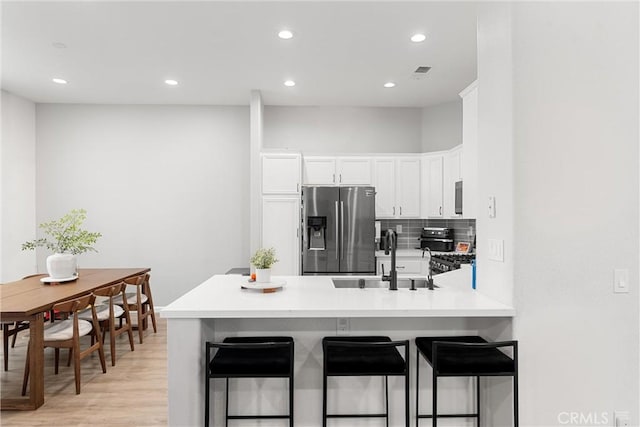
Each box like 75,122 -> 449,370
205,336 -> 294,426
322,335 -> 410,427
210,336 -> 294,376
414,335 -> 518,427
323,336 -> 406,375
415,336 -> 516,376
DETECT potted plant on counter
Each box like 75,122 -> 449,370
22,209 -> 102,280
250,247 -> 278,283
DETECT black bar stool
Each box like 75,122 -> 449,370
205,336 -> 294,427
322,336 -> 410,427
415,336 -> 518,427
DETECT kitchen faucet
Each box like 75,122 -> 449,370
381,229 -> 398,291
423,247 -> 435,291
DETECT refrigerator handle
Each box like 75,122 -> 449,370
340,201 -> 345,260
335,201 -> 339,260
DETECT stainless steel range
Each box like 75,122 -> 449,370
429,253 -> 475,275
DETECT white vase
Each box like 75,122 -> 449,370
255,268 -> 272,283
46,253 -> 77,279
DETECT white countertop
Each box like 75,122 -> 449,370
161,267 -> 514,319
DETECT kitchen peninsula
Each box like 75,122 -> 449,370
161,270 -> 514,426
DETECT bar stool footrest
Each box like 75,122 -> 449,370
418,413 -> 480,419
227,415 -> 291,420
327,413 -> 388,418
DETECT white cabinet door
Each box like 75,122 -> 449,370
262,153 -> 301,194
262,197 -> 300,275
396,158 -> 421,218
460,81 -> 478,219
373,158 -> 396,218
424,154 -> 444,218
337,157 -> 372,185
303,157 -> 336,185
444,146 -> 462,218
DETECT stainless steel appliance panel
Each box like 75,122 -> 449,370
339,186 -> 376,273
302,187 -> 339,273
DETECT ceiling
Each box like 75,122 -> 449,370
1,1 -> 478,107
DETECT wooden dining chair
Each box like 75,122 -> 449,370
2,274 -> 47,371
113,273 -> 157,344
21,293 -> 107,395
78,282 -> 135,366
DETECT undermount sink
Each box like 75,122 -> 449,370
332,278 -> 438,289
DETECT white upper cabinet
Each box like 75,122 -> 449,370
373,157 -> 420,219
460,80 -> 478,219
303,157 -> 336,185
396,158 -> 421,217
373,158 -> 396,218
262,153 -> 301,194
336,157 -> 372,185
422,154 -> 444,218
444,145 -> 463,218
303,156 -> 372,185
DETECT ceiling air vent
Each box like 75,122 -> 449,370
411,66 -> 432,80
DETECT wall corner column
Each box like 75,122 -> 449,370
249,90 -> 264,256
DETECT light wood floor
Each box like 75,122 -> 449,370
0,318 -> 167,426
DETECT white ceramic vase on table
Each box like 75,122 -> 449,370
255,268 -> 272,283
46,253 -> 77,279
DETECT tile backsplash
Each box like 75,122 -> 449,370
378,218 -> 476,251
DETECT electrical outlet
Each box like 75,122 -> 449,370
396,224 -> 402,233
336,318 -> 350,336
614,411 -> 630,427
614,269 -> 630,293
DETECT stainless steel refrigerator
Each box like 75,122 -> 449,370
301,186 -> 376,274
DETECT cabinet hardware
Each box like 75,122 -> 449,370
333,173 -> 335,183
296,183 -> 299,193
339,174 -> 342,183
393,206 -> 396,216
439,206 -> 442,215
397,266 -> 405,269
400,206 -> 402,216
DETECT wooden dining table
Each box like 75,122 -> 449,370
0,268 -> 150,410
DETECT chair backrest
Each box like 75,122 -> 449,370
93,282 -> 125,298
53,293 -> 95,315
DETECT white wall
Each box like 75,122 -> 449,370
35,104 -> 250,305
477,2 -> 640,426
263,106 -> 423,153
0,90 -> 37,282
421,99 -> 463,152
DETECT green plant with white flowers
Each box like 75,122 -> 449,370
250,247 -> 279,269
21,209 -> 102,255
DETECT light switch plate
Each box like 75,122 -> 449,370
614,269 -> 629,293
488,196 -> 496,218
488,239 -> 504,262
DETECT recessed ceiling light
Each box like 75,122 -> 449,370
278,30 -> 293,40
52,42 -> 67,49
411,33 -> 426,43
383,82 -> 396,88
52,78 -> 67,84
284,80 -> 296,87
165,79 -> 178,86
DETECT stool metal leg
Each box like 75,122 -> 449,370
385,376 -> 389,427
205,345 -> 210,427
514,373 -> 519,426
416,348 -> 420,427
322,371 -> 327,427
432,373 -> 437,427
289,375 -> 294,427
225,378 -> 229,427
405,351 -> 410,427
477,376 -> 480,427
